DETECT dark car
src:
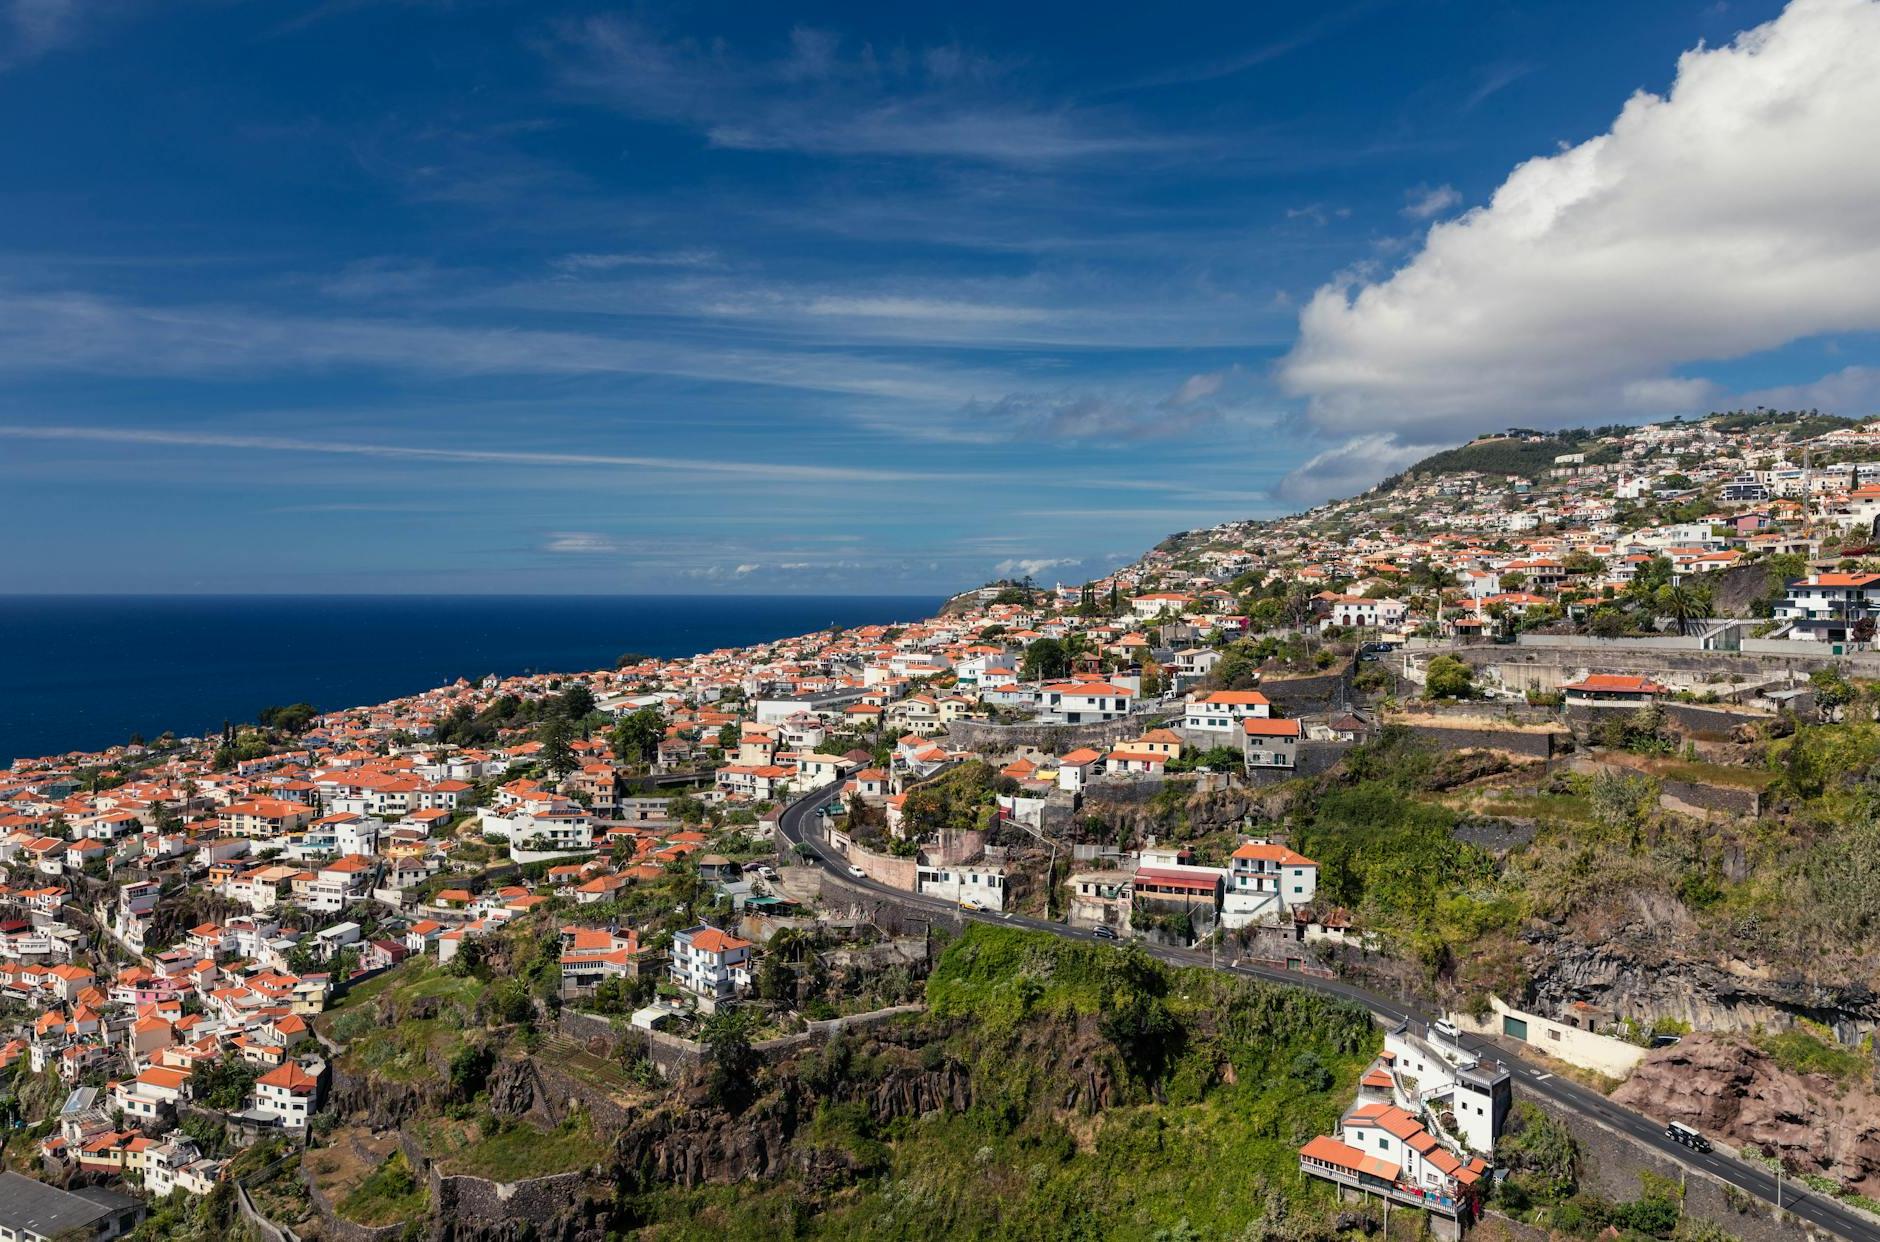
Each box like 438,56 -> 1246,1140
1092,925 -> 1117,940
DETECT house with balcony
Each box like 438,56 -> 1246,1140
669,924 -> 754,1003
242,1059 -> 323,1131
1773,571 -> 1880,643
1183,690 -> 1271,738
1035,680 -> 1135,724
1222,839 -> 1317,927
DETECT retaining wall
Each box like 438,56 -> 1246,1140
1567,700 -> 1771,741
1385,720 -> 1559,760
945,713 -> 1171,754
1570,758 -> 1764,819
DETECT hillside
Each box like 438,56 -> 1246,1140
280,925 -> 1381,1241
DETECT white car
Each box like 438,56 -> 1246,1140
846,865 -> 867,879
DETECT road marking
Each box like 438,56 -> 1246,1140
1534,1072 -> 1553,1081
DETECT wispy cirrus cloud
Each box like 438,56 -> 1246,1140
994,556 -> 1081,578
0,287 -> 990,403
1400,183 -> 1461,219
549,17 -> 1181,164
551,249 -> 720,273
963,369 -> 1240,442
542,531 -> 618,554
1,0 -> 121,71
0,424 -> 961,483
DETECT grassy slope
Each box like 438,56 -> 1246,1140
631,926 -> 1380,1241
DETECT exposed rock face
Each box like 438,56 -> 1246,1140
485,1058 -> 538,1119
1611,1034 -> 1880,1196
609,1050 -> 978,1190
1075,782 -> 1287,845
328,1066 -> 447,1129
1522,908 -> 1880,1040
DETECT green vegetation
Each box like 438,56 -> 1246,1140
898,761 -> 1015,838
338,1150 -> 430,1225
1380,428 -> 1618,487
1753,1023 -> 1874,1084
436,1112 -> 600,1181
623,926 -> 1377,1240
1423,655 -> 1474,699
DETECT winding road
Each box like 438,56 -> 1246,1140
777,782 -> 1875,1242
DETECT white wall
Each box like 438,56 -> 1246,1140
1448,996 -> 1646,1079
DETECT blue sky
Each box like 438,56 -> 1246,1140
4,0 -> 1877,594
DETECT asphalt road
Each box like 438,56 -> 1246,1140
777,783 -> 1875,1242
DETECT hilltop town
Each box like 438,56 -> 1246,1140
6,408 -> 1880,1241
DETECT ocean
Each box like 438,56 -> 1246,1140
0,595 -> 941,767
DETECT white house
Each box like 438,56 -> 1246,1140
1773,572 -> 1880,643
915,862 -> 1007,911
1326,596 -> 1408,631
1184,690 -> 1271,736
1222,838 -> 1317,927
247,1060 -> 321,1130
1038,681 -> 1135,724
669,924 -> 754,1001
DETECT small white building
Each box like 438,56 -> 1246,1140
1184,690 -> 1271,736
669,924 -> 754,1001
915,862 -> 1007,911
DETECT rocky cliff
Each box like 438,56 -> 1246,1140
1612,1034 -> 1880,1197
1521,900 -> 1880,1040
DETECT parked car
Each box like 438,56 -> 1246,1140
1665,1122 -> 1712,1153
1092,925 -> 1117,940
960,898 -> 985,911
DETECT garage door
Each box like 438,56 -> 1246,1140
1502,1015 -> 1529,1040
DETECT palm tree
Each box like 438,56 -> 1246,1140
1660,583 -> 1701,636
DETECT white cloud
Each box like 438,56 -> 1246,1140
964,370 -> 1238,442
1273,433 -> 1442,505
0,424 -> 957,484
994,557 -> 1081,579
1169,370 -> 1227,405
1740,363 -> 1880,414
552,249 -> 719,272
1282,0 -> 1880,443
543,531 -> 617,554
2,0 -> 86,70
1400,184 -> 1461,220
551,16 -> 1178,165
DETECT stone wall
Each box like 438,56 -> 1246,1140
1389,721 -> 1558,760
234,1184 -> 299,1242
1569,758 -> 1763,819
1255,665 -> 1353,716
827,829 -> 918,890
556,1001 -> 926,1077
1566,700 -> 1771,742
944,713 -> 1169,754
1456,643 -> 1842,695
1534,1097 -> 1821,1242
557,1009 -> 700,1080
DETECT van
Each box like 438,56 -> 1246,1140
1665,1122 -> 1711,1153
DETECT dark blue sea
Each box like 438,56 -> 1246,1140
0,595 -> 941,766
